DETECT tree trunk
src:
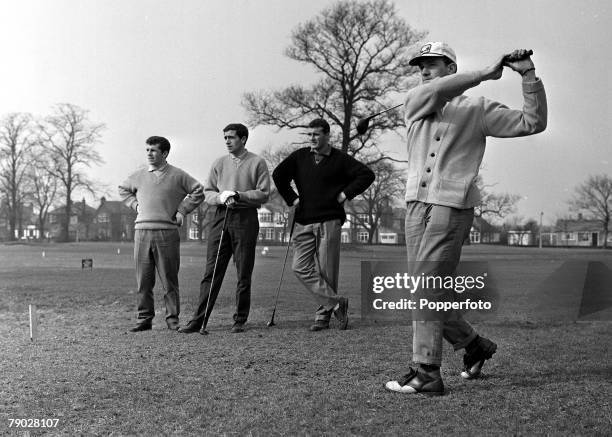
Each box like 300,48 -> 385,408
62,193 -> 72,242
38,215 -> 46,241
8,191 -> 17,240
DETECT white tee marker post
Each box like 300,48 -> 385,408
29,304 -> 38,342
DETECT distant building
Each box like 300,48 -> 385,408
91,197 -> 137,241
47,199 -> 97,241
541,217 -> 610,247
507,230 -> 534,246
255,197 -> 405,245
0,200 -> 40,240
470,216 -> 501,244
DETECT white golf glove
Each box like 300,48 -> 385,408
219,190 -> 237,204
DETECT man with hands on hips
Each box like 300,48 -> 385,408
384,43 -> 547,395
179,123 -> 270,334
119,136 -> 204,332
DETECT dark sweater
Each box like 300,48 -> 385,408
272,147 -> 375,225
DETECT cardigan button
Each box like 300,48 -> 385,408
421,182 -> 427,187
430,152 -> 435,157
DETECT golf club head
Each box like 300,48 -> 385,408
356,117 -> 371,135
266,320 -> 276,327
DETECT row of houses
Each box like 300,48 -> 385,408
2,198 -> 610,247
2,197 -> 405,244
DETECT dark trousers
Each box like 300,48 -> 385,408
189,207 -> 259,327
134,228 -> 181,325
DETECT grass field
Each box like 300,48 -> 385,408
1,242 -> 611,436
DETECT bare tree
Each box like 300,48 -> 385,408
0,113 -> 35,240
27,145 -> 59,240
346,159 -> 404,243
38,103 -> 105,241
242,0 -> 424,159
569,174 -> 612,248
473,175 -> 521,223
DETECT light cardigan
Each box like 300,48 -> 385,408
119,164 -> 204,229
205,151 -> 270,208
403,71 -> 547,208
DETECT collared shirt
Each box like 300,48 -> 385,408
148,162 -> 169,179
230,149 -> 249,167
310,145 -> 332,164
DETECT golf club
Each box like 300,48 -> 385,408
267,206 -> 297,327
356,104 -> 403,136
199,206 -> 229,335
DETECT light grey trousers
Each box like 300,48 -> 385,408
134,228 -> 180,325
405,202 -> 478,366
291,219 -> 343,322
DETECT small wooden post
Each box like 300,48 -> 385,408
29,304 -> 38,341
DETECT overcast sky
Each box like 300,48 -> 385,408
0,0 -> 609,225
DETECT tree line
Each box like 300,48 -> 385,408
0,103 -> 104,241
2,0 -> 608,246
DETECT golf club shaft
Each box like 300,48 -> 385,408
370,104 -> 402,119
268,209 -> 297,325
201,207 -> 229,330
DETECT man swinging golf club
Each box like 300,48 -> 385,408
272,118 -> 375,331
178,123 -> 270,334
384,42 -> 547,395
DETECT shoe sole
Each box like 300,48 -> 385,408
384,382 -> 444,396
178,330 -> 199,334
129,326 -> 152,332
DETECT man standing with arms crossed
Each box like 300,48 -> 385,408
273,118 -> 375,332
119,136 -> 204,332
385,43 -> 547,395
179,123 -> 270,334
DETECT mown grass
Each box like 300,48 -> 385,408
1,242 -> 611,436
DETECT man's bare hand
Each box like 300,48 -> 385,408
503,49 -> 535,75
481,55 -> 506,81
174,211 -> 184,227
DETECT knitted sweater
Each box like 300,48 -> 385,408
403,71 -> 547,208
119,164 -> 204,229
205,151 -> 270,208
272,147 -> 375,225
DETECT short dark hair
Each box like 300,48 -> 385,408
145,136 -> 171,154
308,118 -> 330,134
223,123 -> 249,141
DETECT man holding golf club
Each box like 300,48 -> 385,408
383,42 -> 547,395
178,123 -> 270,334
272,118 -> 375,331
119,136 -> 204,332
